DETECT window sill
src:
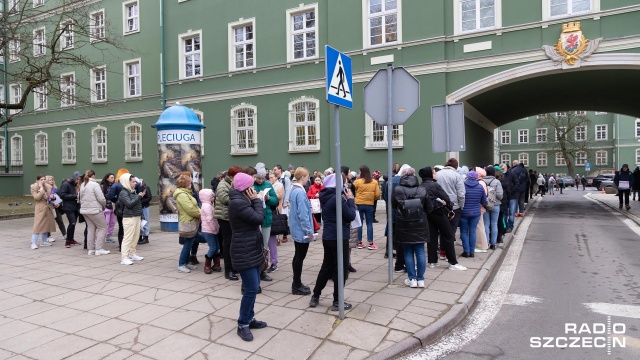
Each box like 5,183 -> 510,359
125,158 -> 142,163
365,145 -> 403,150
92,159 -> 108,164
231,151 -> 258,156
62,160 -> 76,165
288,148 -> 320,154
35,162 -> 48,166
124,30 -> 140,36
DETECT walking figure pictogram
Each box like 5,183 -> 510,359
331,59 -> 350,99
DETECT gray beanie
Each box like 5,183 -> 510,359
256,162 -> 267,177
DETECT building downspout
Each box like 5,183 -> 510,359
3,0 -> 9,173
615,113 -> 619,171
159,0 -> 166,110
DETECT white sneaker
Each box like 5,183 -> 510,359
417,280 -> 425,288
428,263 -> 437,268
129,254 -> 144,261
95,249 -> 110,255
186,263 -> 197,270
404,278 -> 417,288
475,249 -> 487,253
31,243 -> 38,250
177,265 -> 191,273
448,263 -> 468,271
87,250 -> 95,255
121,258 -> 133,265
39,241 -> 52,247
47,237 -> 56,242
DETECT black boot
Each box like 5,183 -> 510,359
292,284 -> 311,295
225,271 -> 239,281
189,255 -> 199,265
260,272 -> 272,282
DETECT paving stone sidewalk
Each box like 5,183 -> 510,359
0,203 -> 500,360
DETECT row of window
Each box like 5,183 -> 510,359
0,123 -> 142,166
501,124 -> 609,145
0,97 -> 403,165
500,150 -> 608,168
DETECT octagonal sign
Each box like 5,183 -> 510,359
364,67 -> 420,126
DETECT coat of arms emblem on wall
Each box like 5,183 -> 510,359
543,22 -> 602,68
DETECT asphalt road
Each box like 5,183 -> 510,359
408,189 -> 640,360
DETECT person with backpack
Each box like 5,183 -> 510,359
557,175 -> 564,194
392,166 -> 432,288
548,175 -> 556,195
536,173 -> 545,197
459,170 -> 487,258
483,166 -> 503,250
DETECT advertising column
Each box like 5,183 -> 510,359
152,103 -> 205,232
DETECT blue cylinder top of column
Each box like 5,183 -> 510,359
152,102 -> 206,131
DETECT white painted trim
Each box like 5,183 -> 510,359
178,29 -> 203,80
370,54 -> 394,65
10,109 -> 162,131
123,58 -> 142,98
364,114 -> 404,149
286,3 -> 319,63
90,65 -> 107,103
500,129 -> 511,145
228,18 -> 256,72
518,129 -> 528,144
542,0 -> 600,21
453,0 -> 502,36
60,71 -> 76,108
91,125 -> 108,163
595,124 -> 608,141
60,19 -> 75,51
61,128 -> 76,164
32,26 -> 46,57
230,103 -> 258,155
10,134 -> 22,166
89,8 -> 106,43
124,122 -> 142,162
362,0 -> 402,49
34,131 -> 48,165
536,152 -> 548,167
463,41 -> 492,53
288,96 -> 320,153
122,0 -> 140,36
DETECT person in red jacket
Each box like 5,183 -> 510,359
307,175 -> 324,224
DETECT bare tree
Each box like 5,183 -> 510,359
0,0 -> 135,126
536,111 -> 593,176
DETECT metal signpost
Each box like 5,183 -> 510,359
585,162 -> 591,172
431,103 -> 466,154
325,45 -> 352,319
364,65 -> 420,285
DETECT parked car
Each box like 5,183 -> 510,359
586,176 -> 595,186
592,174 -> 615,189
599,179 -> 615,191
560,176 -> 575,187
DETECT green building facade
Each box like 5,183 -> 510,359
3,0 -> 640,195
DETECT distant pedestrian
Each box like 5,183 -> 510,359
459,171 -> 487,258
354,165 -> 380,250
558,176 -> 564,194
79,170 -> 110,256
614,164 -> 633,210
581,176 -> 588,191
289,167 -> 314,296
30,174 -> 56,249
633,166 -> 640,200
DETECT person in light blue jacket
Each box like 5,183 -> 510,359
288,167 -> 314,296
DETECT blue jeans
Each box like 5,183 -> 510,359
459,215 -> 481,254
178,235 -> 197,266
31,233 -> 47,244
508,198 -> 517,228
238,266 -> 261,326
403,243 -> 426,281
201,232 -> 219,258
141,207 -> 150,236
357,204 -> 374,243
483,206 -> 500,245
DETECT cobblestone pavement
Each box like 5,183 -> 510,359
0,203 -> 502,360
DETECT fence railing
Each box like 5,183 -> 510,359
0,161 -> 24,175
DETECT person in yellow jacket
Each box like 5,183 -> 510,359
353,165 -> 381,250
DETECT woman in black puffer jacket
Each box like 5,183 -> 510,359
419,167 -> 466,271
228,172 -> 268,342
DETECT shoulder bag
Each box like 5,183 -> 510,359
178,219 -> 200,238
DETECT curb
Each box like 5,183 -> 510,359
372,198 -> 537,360
586,193 -> 640,226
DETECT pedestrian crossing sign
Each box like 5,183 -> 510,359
326,45 -> 353,109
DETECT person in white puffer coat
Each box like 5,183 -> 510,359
79,170 -> 110,256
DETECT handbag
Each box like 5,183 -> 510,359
105,200 -> 113,210
260,247 -> 270,272
310,198 -> 322,214
178,220 -> 199,238
271,212 -> 290,235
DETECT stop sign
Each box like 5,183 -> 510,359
364,67 -> 420,126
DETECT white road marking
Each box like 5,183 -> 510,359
584,303 -> 640,319
585,194 -> 640,237
403,197 -> 540,360
503,294 -> 543,307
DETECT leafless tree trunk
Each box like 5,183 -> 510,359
536,111 -> 594,176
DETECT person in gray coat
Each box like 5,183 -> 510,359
482,166 -> 504,249
435,158 -> 466,235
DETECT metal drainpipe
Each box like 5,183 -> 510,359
159,0 -> 166,110
616,113 -> 619,171
3,0 -> 9,173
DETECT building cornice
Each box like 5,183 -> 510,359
9,109 -> 162,131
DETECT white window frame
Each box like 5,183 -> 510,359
34,84 -> 47,111
288,97 -> 320,153
365,114 -> 403,149
537,152 -> 547,167
90,66 -> 107,103
61,128 -> 76,164
518,153 -> 529,167
556,126 -> 567,142
556,152 -> 566,166
536,128 -> 547,143
90,9 -> 105,42
10,83 -> 21,115
596,150 -> 607,166
10,134 -> 22,165
501,153 -> 510,165
575,125 -> 586,141
543,0 -> 599,20
636,149 -> 640,167
556,112 -> 566,117
230,103 -> 258,155
125,122 -> 142,161
60,20 -> 74,50
32,27 -> 46,57
60,72 -> 75,107
454,0 -> 502,35
91,126 -> 108,163
178,30 -> 202,80
595,124 -> 607,141
575,110 -> 586,116
9,0 -> 19,15
518,129 -> 528,144
228,18 -> 256,72
575,151 -> 587,166
636,119 -> 640,138
123,1 -> 139,35
33,0 -> 45,7
9,39 -> 20,62
362,0 -> 402,48
123,59 -> 141,98
34,131 -> 48,165
500,130 -> 510,145
0,136 -> 4,166
0,47 -> 4,63
595,111 -> 607,115
286,3 -> 319,62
